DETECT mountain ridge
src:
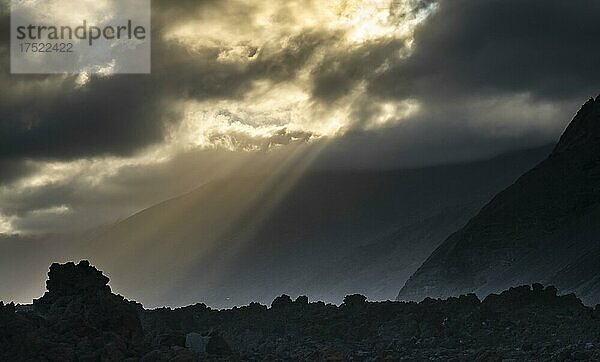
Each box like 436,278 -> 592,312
84,145 -> 552,308
398,95 -> 600,304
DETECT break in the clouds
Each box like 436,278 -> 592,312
0,0 -> 434,160
1,0 -> 599,234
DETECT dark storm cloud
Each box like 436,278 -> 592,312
312,107 -> 558,170
0,0 -> 423,169
310,38 -> 405,102
0,145 -> 319,234
370,0 -> 600,102
0,158 -> 35,183
1,180 -> 77,217
0,27 -> 222,160
0,75 -> 172,159
0,1 -> 336,163
0,3 -> 168,160
2,0 -> 599,196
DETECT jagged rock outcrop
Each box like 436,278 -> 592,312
3,262 -> 600,360
32,261 -> 145,347
44,260 -> 110,296
398,95 -> 600,304
1,261 -> 147,361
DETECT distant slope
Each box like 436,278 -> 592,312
398,96 -> 600,305
87,146 -> 551,308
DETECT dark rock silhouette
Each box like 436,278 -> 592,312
3,261 -> 600,360
399,95 -> 600,304
271,294 -> 293,309
554,96 -> 600,153
342,293 -> 367,307
45,260 -> 110,296
1,261 -> 146,360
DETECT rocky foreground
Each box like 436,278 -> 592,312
2,261 -> 600,361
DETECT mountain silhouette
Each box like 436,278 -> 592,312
84,147 -> 550,308
398,96 -> 600,304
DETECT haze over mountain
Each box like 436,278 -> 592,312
3,0 -> 600,317
399,96 -> 600,305
77,146 -> 552,308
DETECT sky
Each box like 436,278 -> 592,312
1,0 -> 600,235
